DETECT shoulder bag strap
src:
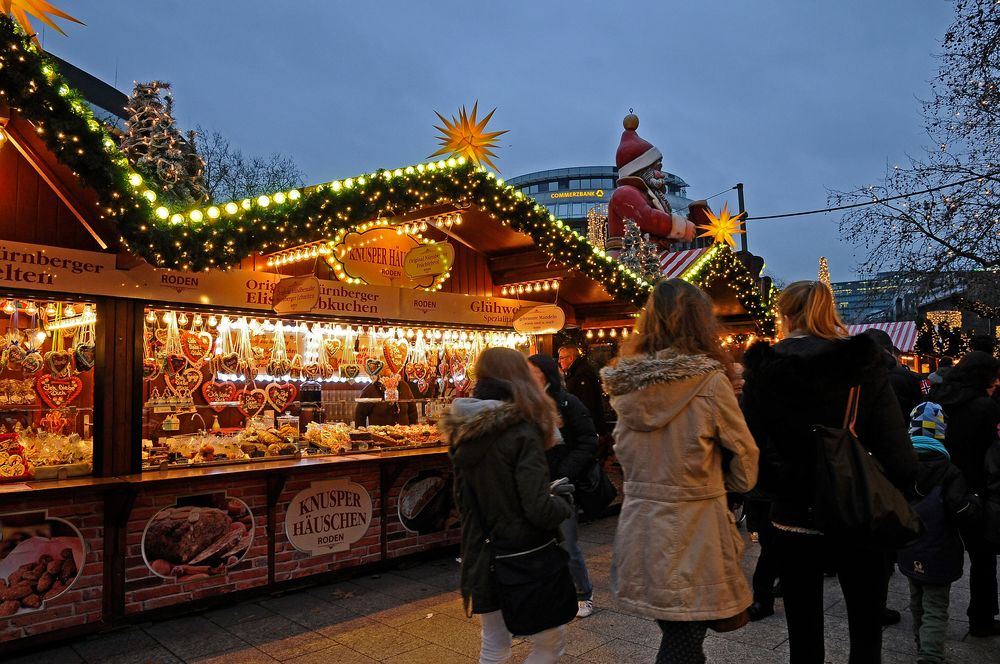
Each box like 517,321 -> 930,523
843,386 -> 861,436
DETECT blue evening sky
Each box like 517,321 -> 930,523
41,1 -> 954,283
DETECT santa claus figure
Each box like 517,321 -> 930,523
607,113 -> 710,256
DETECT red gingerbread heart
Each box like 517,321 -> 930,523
238,388 -> 267,418
142,358 -> 160,381
36,374 -> 83,408
382,339 -> 409,375
265,382 -> 298,412
164,353 -> 188,377
202,380 -> 237,412
216,352 -> 240,375
181,331 -> 213,365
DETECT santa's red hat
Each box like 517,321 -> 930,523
615,114 -> 662,177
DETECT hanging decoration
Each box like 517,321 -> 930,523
697,202 -> 746,248
587,204 -> 608,251
1,0 -> 82,47
429,101 -> 507,171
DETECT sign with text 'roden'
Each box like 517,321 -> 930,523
285,479 -> 373,555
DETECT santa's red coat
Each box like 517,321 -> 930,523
608,181 -> 697,245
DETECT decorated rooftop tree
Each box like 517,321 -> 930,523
120,81 -> 208,207
619,218 -> 661,284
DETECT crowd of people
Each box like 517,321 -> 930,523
444,278 -> 1000,664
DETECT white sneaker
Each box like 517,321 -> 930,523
576,599 -> 594,618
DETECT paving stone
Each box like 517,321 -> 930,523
573,608 -> 660,649
281,643 -> 378,664
560,623 -> 614,656
224,615 -> 337,661
188,648 -> 279,664
257,592 -> 355,631
703,635 -> 788,663
144,615 -> 250,661
5,646 -> 82,664
382,643 -> 476,663
400,612 -> 484,658
578,636 -> 658,663
204,602 -> 277,628
327,618 -> 428,659
72,629 -> 160,662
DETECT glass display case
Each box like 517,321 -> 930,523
140,305 -> 527,470
0,296 -> 96,481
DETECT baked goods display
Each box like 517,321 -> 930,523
142,498 -> 254,580
301,422 -> 443,454
0,517 -> 85,616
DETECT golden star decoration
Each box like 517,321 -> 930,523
429,101 -> 507,171
697,202 -> 746,248
2,0 -> 83,46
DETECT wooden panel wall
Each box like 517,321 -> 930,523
440,242 -> 493,296
0,141 -> 103,251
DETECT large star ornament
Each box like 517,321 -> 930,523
697,202 -> 746,248
430,101 -> 507,171
2,0 -> 83,46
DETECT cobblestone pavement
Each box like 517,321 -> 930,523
10,515 -> 1000,663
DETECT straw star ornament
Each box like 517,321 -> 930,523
2,0 -> 83,46
697,202 -> 746,248
430,102 -> 507,171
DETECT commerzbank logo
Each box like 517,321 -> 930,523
550,189 -> 605,199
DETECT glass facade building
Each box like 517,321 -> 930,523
831,274 -> 905,324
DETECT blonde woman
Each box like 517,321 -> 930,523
601,278 -> 759,664
741,281 -> 916,663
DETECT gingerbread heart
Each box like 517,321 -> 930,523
266,358 -> 292,377
202,380 -> 237,412
163,353 -> 188,377
36,374 -> 83,408
238,388 -> 267,418
166,366 -> 203,397
415,378 -> 429,395
154,327 -> 168,345
44,350 -> 73,378
5,345 -> 26,371
142,358 -> 160,381
181,330 -> 213,365
340,363 -> 361,380
382,339 -> 409,375
364,357 -> 386,378
323,339 -> 342,366
21,351 -> 43,375
412,361 -> 428,381
303,362 -> 321,378
217,352 -> 240,375
74,343 -> 96,371
265,382 -> 298,412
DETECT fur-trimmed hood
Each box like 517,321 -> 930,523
600,349 -> 724,432
441,399 -> 528,468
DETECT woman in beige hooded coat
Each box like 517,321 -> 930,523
600,279 -> 759,664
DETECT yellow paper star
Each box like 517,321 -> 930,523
429,101 -> 508,171
2,0 -> 83,46
697,202 -> 746,248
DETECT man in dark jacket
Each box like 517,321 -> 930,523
354,378 -> 418,426
558,346 -> 608,437
863,329 -> 923,421
929,351 -> 1000,636
529,354 -> 599,618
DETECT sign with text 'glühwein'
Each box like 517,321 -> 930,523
285,479 -> 373,555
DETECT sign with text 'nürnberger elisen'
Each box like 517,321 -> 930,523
285,479 -> 373,555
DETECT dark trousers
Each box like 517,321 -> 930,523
747,500 -> 779,606
965,529 -> 999,627
772,528 -> 885,664
655,621 -> 707,664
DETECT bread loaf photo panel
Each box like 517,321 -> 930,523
140,492 -> 255,580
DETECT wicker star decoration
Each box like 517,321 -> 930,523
430,101 -> 507,171
2,0 -> 83,46
697,202 -> 746,248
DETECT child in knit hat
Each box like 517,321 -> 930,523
898,402 -> 980,664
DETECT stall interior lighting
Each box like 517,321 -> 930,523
584,327 -> 632,340
44,310 -> 96,331
499,279 -> 561,296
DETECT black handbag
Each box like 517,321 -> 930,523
574,460 -> 617,519
464,483 -> 578,636
813,387 -> 923,549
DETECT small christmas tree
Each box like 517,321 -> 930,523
640,232 -> 662,283
121,81 -> 209,206
818,257 -> 833,293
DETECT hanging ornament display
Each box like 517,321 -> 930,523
339,329 -> 361,381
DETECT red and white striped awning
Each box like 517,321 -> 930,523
847,321 -> 918,353
659,247 -> 709,279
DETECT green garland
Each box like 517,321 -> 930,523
682,245 -> 777,336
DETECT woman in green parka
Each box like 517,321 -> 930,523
443,347 -> 574,664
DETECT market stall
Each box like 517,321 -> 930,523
0,17 -> 654,651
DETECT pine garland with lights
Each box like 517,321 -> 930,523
681,244 -> 777,337
121,81 -> 208,207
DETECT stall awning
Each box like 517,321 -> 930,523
847,321 -> 918,352
659,247 -> 708,278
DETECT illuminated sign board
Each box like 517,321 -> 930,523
549,189 -> 605,199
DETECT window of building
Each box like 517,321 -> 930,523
537,182 -> 549,192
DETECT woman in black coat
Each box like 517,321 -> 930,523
529,353 -> 598,618
742,281 -> 916,664
929,351 -> 1000,636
